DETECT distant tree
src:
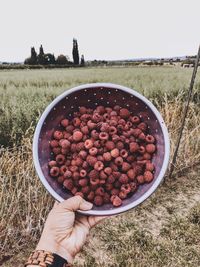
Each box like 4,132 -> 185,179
56,54 -> 68,65
80,55 -> 85,66
45,53 -> 56,64
72,39 -> 79,65
24,46 -> 37,64
37,45 -> 47,65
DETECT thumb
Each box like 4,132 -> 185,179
59,196 -> 93,212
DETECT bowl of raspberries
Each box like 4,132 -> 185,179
33,83 -> 170,215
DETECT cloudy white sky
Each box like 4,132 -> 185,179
0,0 -> 199,62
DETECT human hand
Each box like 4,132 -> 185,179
36,196 -> 106,263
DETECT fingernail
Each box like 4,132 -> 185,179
84,201 -> 93,209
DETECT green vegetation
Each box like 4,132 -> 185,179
0,66 -> 200,266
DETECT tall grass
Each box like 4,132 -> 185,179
0,67 -> 200,266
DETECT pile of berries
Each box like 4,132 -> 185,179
48,105 -> 156,207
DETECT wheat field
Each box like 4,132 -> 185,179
0,66 -> 200,267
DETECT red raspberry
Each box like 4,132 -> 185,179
81,186 -> 90,194
94,196 -> 103,206
119,174 -> 129,184
79,178 -> 88,187
99,132 -> 109,140
69,166 -> 78,172
112,171 -> 121,179
89,169 -> 99,179
89,147 -> 98,156
50,167 -> 60,177
91,130 -> 99,140
82,161 -> 89,169
134,165 -> 143,175
109,162 -> 118,171
53,130 -> 63,140
138,122 -> 147,132
100,170 -> 107,180
73,131 -> 83,142
103,192 -> 111,204
79,106 -> 87,114
79,150 -> 87,159
81,125 -> 89,134
146,144 -> 156,154
119,108 -> 130,119
109,126 -> 117,135
111,148 -> 119,158
146,135 -> 155,143
63,131 -> 71,139
60,165 -> 68,175
80,169 -> 87,177
116,141 -> 124,150
60,139 -> 70,149
130,182 -> 137,192
107,175 -> 115,184
87,191 -> 95,201
96,105 -> 105,114
100,122 -> 110,132
90,178 -> 100,186
105,183 -> 113,191
138,132 -> 146,141
87,120 -> 96,130
131,116 -> 140,124
120,149 -> 128,158
76,142 -> 85,152
119,191 -> 127,199
111,188 -> 120,196
138,146 -> 146,154
105,141 -> 115,150
112,135 -> 121,143
94,140 -> 101,148
63,179 -> 74,190
71,187 -> 78,195
61,148 -> 69,155
144,171 -> 154,182
112,195 -> 122,207
121,162 -> 131,172
56,154 -> 65,165
92,113 -> 102,122
136,175 -> 145,184
104,167 -> 112,175
103,152 -> 112,161
84,139 -> 94,149
95,187 -> 105,196
70,143 -> 77,153
57,176 -> 65,184
129,142 -> 139,153
73,117 -> 81,127
131,128 -> 142,137
50,140 -> 59,148
143,153 -> 151,160
73,172 -> 79,180
115,156 -> 123,166
86,155 -> 97,166
94,161 -> 104,171
121,184 -> 131,194
48,160 -> 57,168
64,170 -> 72,178
60,119 -> 69,127
127,169 -> 136,180
65,125 -> 74,133
146,162 -> 155,172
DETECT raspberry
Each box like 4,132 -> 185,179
112,196 -> 122,207
120,149 -> 128,158
87,120 -> 96,130
61,148 -> 69,155
107,175 -> 115,184
100,170 -> 107,180
131,128 -> 142,137
146,144 -> 156,154
97,155 -> 104,161
73,117 -> 81,127
64,170 -> 72,178
81,186 -> 90,194
84,139 -> 93,149
105,183 -> 113,191
121,162 -> 131,172
119,174 -> 129,184
56,154 -> 65,165
115,156 -> 123,166
65,125 -> 74,133
94,140 -> 101,148
79,178 -> 88,187
138,122 -> 147,132
99,132 -> 109,140
89,147 -> 98,156
127,169 -> 136,180
94,161 -> 104,171
103,168 -> 112,176
50,140 -> 59,148
146,162 -> 155,172
143,153 -> 151,160
109,162 -> 118,171
48,160 -> 57,168
131,116 -> 140,124
103,152 -> 112,161
111,188 -> 120,196
138,132 -> 146,140
63,131 -> 71,139
146,135 -> 155,143
129,142 -> 139,153
144,171 -> 154,182
90,178 -> 100,186
100,122 -> 110,132
92,113 -> 102,122
112,171 -> 121,179
60,165 -> 68,175
60,119 -> 69,127
63,179 -> 74,190
81,125 -> 89,134
111,148 -> 120,158
79,106 -> 87,114
50,167 -> 60,177
94,196 -> 103,206
86,155 -> 97,166
87,191 -> 95,201
116,141 -> 124,150
91,130 -> 99,140
105,141 -> 115,150
89,169 -> 99,179
121,184 -> 131,194
136,175 -> 145,184
119,108 -> 130,119
80,169 -> 87,177
79,150 -> 87,159
138,146 -> 146,154
96,105 -> 105,114
53,130 -> 63,140
76,142 -> 84,152
103,192 -> 111,204
71,187 -> 78,195
112,135 -> 120,143
119,191 -> 127,199
73,172 -> 79,180
75,192 -> 84,198
57,176 -> 65,184
109,126 -> 117,135
95,187 -> 105,196
73,131 -> 83,142
130,182 -> 137,192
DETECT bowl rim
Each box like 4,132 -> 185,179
33,82 -> 170,216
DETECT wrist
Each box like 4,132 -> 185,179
36,238 -> 74,264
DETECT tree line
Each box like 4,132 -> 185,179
24,39 -> 85,66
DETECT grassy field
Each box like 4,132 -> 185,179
0,66 -> 200,267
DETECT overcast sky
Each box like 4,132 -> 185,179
0,0 -> 199,62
